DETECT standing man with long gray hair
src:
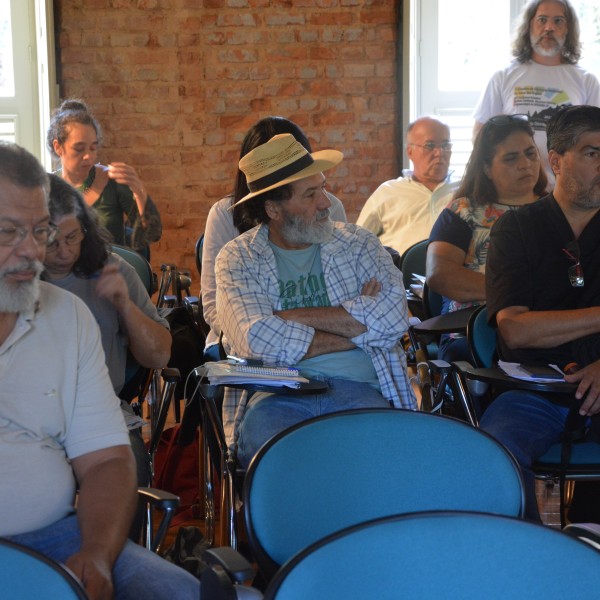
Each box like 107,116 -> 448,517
473,0 -> 600,184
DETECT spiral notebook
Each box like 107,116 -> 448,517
204,361 -> 308,388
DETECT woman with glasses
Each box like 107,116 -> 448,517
42,174 -> 171,537
426,115 -> 548,364
47,99 -> 161,259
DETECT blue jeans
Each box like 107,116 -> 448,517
479,391 -> 569,521
8,514 -> 200,599
237,378 -> 390,468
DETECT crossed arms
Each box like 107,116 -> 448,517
215,226 -> 409,366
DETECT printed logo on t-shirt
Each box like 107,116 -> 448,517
278,273 -> 331,310
513,85 -> 572,131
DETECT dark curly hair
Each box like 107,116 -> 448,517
454,116 -> 548,207
47,99 -> 103,158
512,0 -> 581,64
231,116 -> 312,232
45,174 -> 112,277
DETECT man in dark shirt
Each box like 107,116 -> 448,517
482,105 -> 600,520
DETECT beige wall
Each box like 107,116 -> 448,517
55,0 -> 400,281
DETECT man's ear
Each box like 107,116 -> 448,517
52,139 -> 62,157
548,150 -> 561,177
264,199 -> 280,221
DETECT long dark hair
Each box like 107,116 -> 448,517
46,174 -> 112,277
454,116 -> 547,207
231,117 -> 312,233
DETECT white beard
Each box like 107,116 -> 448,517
530,32 -> 565,58
281,209 -> 334,245
0,260 -> 43,313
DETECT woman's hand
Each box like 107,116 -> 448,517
107,162 -> 148,216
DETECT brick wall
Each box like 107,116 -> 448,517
54,0 -> 400,281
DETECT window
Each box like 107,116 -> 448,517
407,0 -> 600,176
0,0 -> 56,167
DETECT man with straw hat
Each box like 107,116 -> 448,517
215,133 -> 417,467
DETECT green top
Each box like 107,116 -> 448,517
92,178 -> 139,246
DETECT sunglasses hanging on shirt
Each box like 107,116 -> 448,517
562,241 -> 584,288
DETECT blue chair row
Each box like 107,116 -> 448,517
201,408 -> 525,595
452,305 -> 600,528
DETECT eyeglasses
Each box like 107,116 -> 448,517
407,142 -> 453,153
45,228 -> 86,253
0,224 -> 58,247
534,15 -> 567,28
563,241 -> 584,287
487,114 -> 529,126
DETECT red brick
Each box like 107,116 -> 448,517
56,1 -> 400,276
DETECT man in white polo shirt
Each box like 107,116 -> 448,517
357,116 -> 459,255
0,142 -> 199,599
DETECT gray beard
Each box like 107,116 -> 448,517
530,33 -> 565,58
563,174 -> 600,210
281,210 -> 334,245
0,261 -> 43,313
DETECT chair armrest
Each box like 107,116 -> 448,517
200,547 -> 262,600
137,487 -> 180,510
203,547 -> 255,582
451,360 -> 478,375
137,487 -> 180,553
564,523 -> 600,551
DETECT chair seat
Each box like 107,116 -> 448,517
534,441 -> 600,468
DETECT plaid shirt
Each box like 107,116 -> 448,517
216,222 -> 417,448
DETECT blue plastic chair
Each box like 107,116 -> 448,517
264,511 -> 600,600
458,305 -> 600,526
0,538 -> 88,599
242,408 -> 524,581
399,239 -> 428,293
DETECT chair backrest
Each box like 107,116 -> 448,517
422,281 -> 443,319
244,409 -> 525,579
195,234 -> 204,279
265,511 -> 600,600
111,244 -> 154,295
399,239 -> 428,292
0,538 -> 88,599
467,305 -> 497,368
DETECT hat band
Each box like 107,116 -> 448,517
247,153 -> 314,193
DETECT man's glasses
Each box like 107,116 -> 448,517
534,15 -> 567,28
563,241 -> 584,288
46,228 -> 86,253
407,142 -> 453,153
0,224 -> 58,247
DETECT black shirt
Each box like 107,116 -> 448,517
486,194 -> 600,367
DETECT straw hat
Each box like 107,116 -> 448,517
232,133 -> 343,206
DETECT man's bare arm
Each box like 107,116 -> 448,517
68,445 -> 137,600
497,305 -> 600,349
472,120 -> 484,143
276,305 -> 367,338
303,330 -> 357,358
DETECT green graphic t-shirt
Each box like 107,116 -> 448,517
270,241 -> 380,389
